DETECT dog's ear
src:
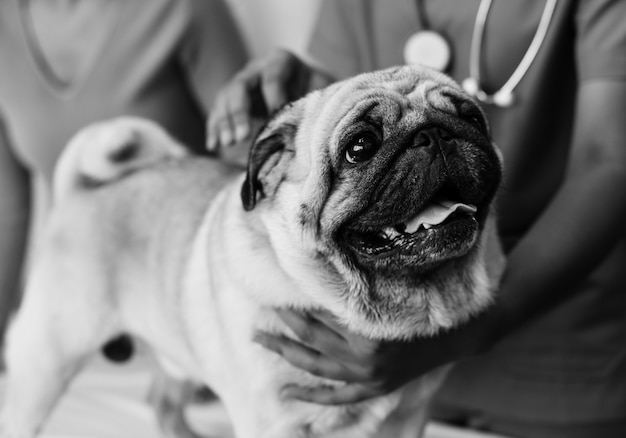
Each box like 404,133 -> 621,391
241,105 -> 301,211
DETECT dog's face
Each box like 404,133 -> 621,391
242,66 -> 503,340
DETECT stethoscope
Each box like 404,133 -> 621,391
403,0 -> 558,108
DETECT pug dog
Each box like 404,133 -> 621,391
0,65 -> 504,438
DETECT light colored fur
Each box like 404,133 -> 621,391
1,66 -> 505,438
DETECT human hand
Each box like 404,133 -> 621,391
206,49 -> 334,151
254,308 -> 501,405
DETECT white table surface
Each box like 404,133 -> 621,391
0,354 -> 507,438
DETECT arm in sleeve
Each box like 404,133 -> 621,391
493,78 -> 626,336
491,0 -> 626,335
0,115 -> 31,340
575,0 -> 626,80
178,0 -> 248,114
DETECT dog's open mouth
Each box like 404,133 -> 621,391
343,198 -> 480,264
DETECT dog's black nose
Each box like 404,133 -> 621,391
412,127 -> 454,155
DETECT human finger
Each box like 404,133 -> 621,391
259,50 -> 311,113
221,72 -> 257,146
275,309 -> 377,366
307,309 -> 388,361
277,309 -> 346,344
207,64 -> 259,150
253,332 -> 364,382
207,91 -> 235,151
260,67 -> 290,115
281,382 -> 385,405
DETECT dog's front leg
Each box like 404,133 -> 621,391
377,368 -> 450,438
0,262 -> 114,438
0,317 -> 91,438
147,368 -> 205,438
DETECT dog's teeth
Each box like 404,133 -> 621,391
405,221 -> 421,234
383,227 -> 400,239
423,223 -> 432,230
378,230 -> 392,240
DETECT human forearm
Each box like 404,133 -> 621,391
0,121 -> 31,337
492,80 -> 626,341
0,200 -> 30,327
494,166 -> 625,335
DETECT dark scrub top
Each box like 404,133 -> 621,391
308,0 -> 626,424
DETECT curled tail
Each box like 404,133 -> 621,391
54,117 -> 189,200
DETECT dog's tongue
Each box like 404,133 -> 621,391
402,200 -> 477,233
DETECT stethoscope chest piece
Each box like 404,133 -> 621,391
403,30 -> 451,72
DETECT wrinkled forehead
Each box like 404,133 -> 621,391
317,66 -> 468,135
358,65 -> 462,109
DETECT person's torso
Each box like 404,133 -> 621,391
0,0 -> 206,185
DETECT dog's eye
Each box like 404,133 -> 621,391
462,111 -> 488,135
468,115 -> 485,132
345,134 -> 379,164
457,100 -> 488,135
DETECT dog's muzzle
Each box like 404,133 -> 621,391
339,125 -> 500,272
